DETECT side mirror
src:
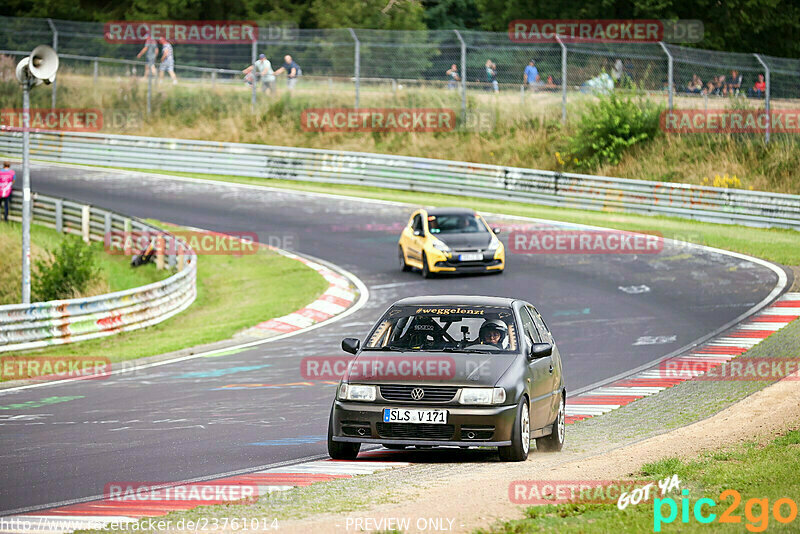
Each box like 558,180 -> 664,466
493,228 -> 501,234
528,342 -> 553,359
413,229 -> 423,236
342,337 -> 360,355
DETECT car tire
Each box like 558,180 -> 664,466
421,252 -> 432,279
327,407 -> 361,460
536,395 -> 565,452
399,246 -> 411,272
498,396 -> 530,462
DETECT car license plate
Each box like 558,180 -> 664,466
458,253 -> 483,262
383,408 -> 448,424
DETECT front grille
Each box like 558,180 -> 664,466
380,385 -> 458,402
376,423 -> 455,440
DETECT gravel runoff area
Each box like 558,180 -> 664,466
201,317 -> 800,534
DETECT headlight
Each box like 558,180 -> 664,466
488,236 -> 502,250
459,387 -> 506,405
337,383 -> 376,402
431,240 -> 451,253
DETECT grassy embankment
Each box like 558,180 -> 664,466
485,430 -> 800,533
2,71 -> 798,194
0,220 -> 167,305
1,220 -> 330,374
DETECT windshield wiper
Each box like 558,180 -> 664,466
362,346 -> 406,351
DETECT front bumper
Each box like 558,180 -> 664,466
426,247 -> 504,274
331,400 -> 517,447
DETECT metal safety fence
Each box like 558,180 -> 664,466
1,16 -> 798,142
0,191 -> 197,353
1,130 -> 798,231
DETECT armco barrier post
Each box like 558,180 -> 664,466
156,234 -> 165,270
54,199 -> 63,233
177,243 -> 185,271
81,205 -> 90,243
754,54 -> 771,144
123,218 -> 132,256
93,59 -> 98,84
103,211 -> 111,238
168,236 -> 177,269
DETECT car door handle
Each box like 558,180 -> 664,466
549,364 -> 553,374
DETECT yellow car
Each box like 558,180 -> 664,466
398,208 -> 505,278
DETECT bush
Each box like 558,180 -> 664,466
32,239 -> 99,301
566,89 -> 663,170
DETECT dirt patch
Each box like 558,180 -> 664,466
275,376 -> 800,534
790,265 -> 800,291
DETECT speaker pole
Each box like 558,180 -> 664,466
21,79 -> 32,304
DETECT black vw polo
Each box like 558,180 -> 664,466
327,295 -> 565,462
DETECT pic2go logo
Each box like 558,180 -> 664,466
654,489 -> 798,532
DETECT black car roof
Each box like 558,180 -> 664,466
425,207 -> 477,216
392,295 -> 517,307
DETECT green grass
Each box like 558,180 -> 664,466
484,430 -> 800,533
0,220 -> 168,305
3,72 -> 799,194
3,221 -> 330,368
127,169 -> 800,267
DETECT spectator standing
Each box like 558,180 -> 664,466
273,55 -> 301,91
0,162 -> 15,222
136,34 -> 158,80
485,60 -> 498,93
611,58 -> 623,84
158,38 -> 178,84
446,64 -> 460,90
243,54 -> 275,94
523,59 -> 540,89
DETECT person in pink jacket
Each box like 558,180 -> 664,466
0,162 -> 15,221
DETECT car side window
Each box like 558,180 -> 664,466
519,307 -> 541,344
527,306 -> 552,343
412,214 -> 423,235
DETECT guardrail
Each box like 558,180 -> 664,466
0,190 -> 197,353
1,130 -> 799,230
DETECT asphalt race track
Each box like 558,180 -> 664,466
0,164 -> 784,514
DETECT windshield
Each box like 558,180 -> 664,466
364,305 -> 518,353
428,214 -> 488,235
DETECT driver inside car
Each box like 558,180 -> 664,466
478,319 -> 508,348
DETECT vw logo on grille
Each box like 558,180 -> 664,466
410,387 -> 425,400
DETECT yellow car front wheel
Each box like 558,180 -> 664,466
421,252 -> 432,279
